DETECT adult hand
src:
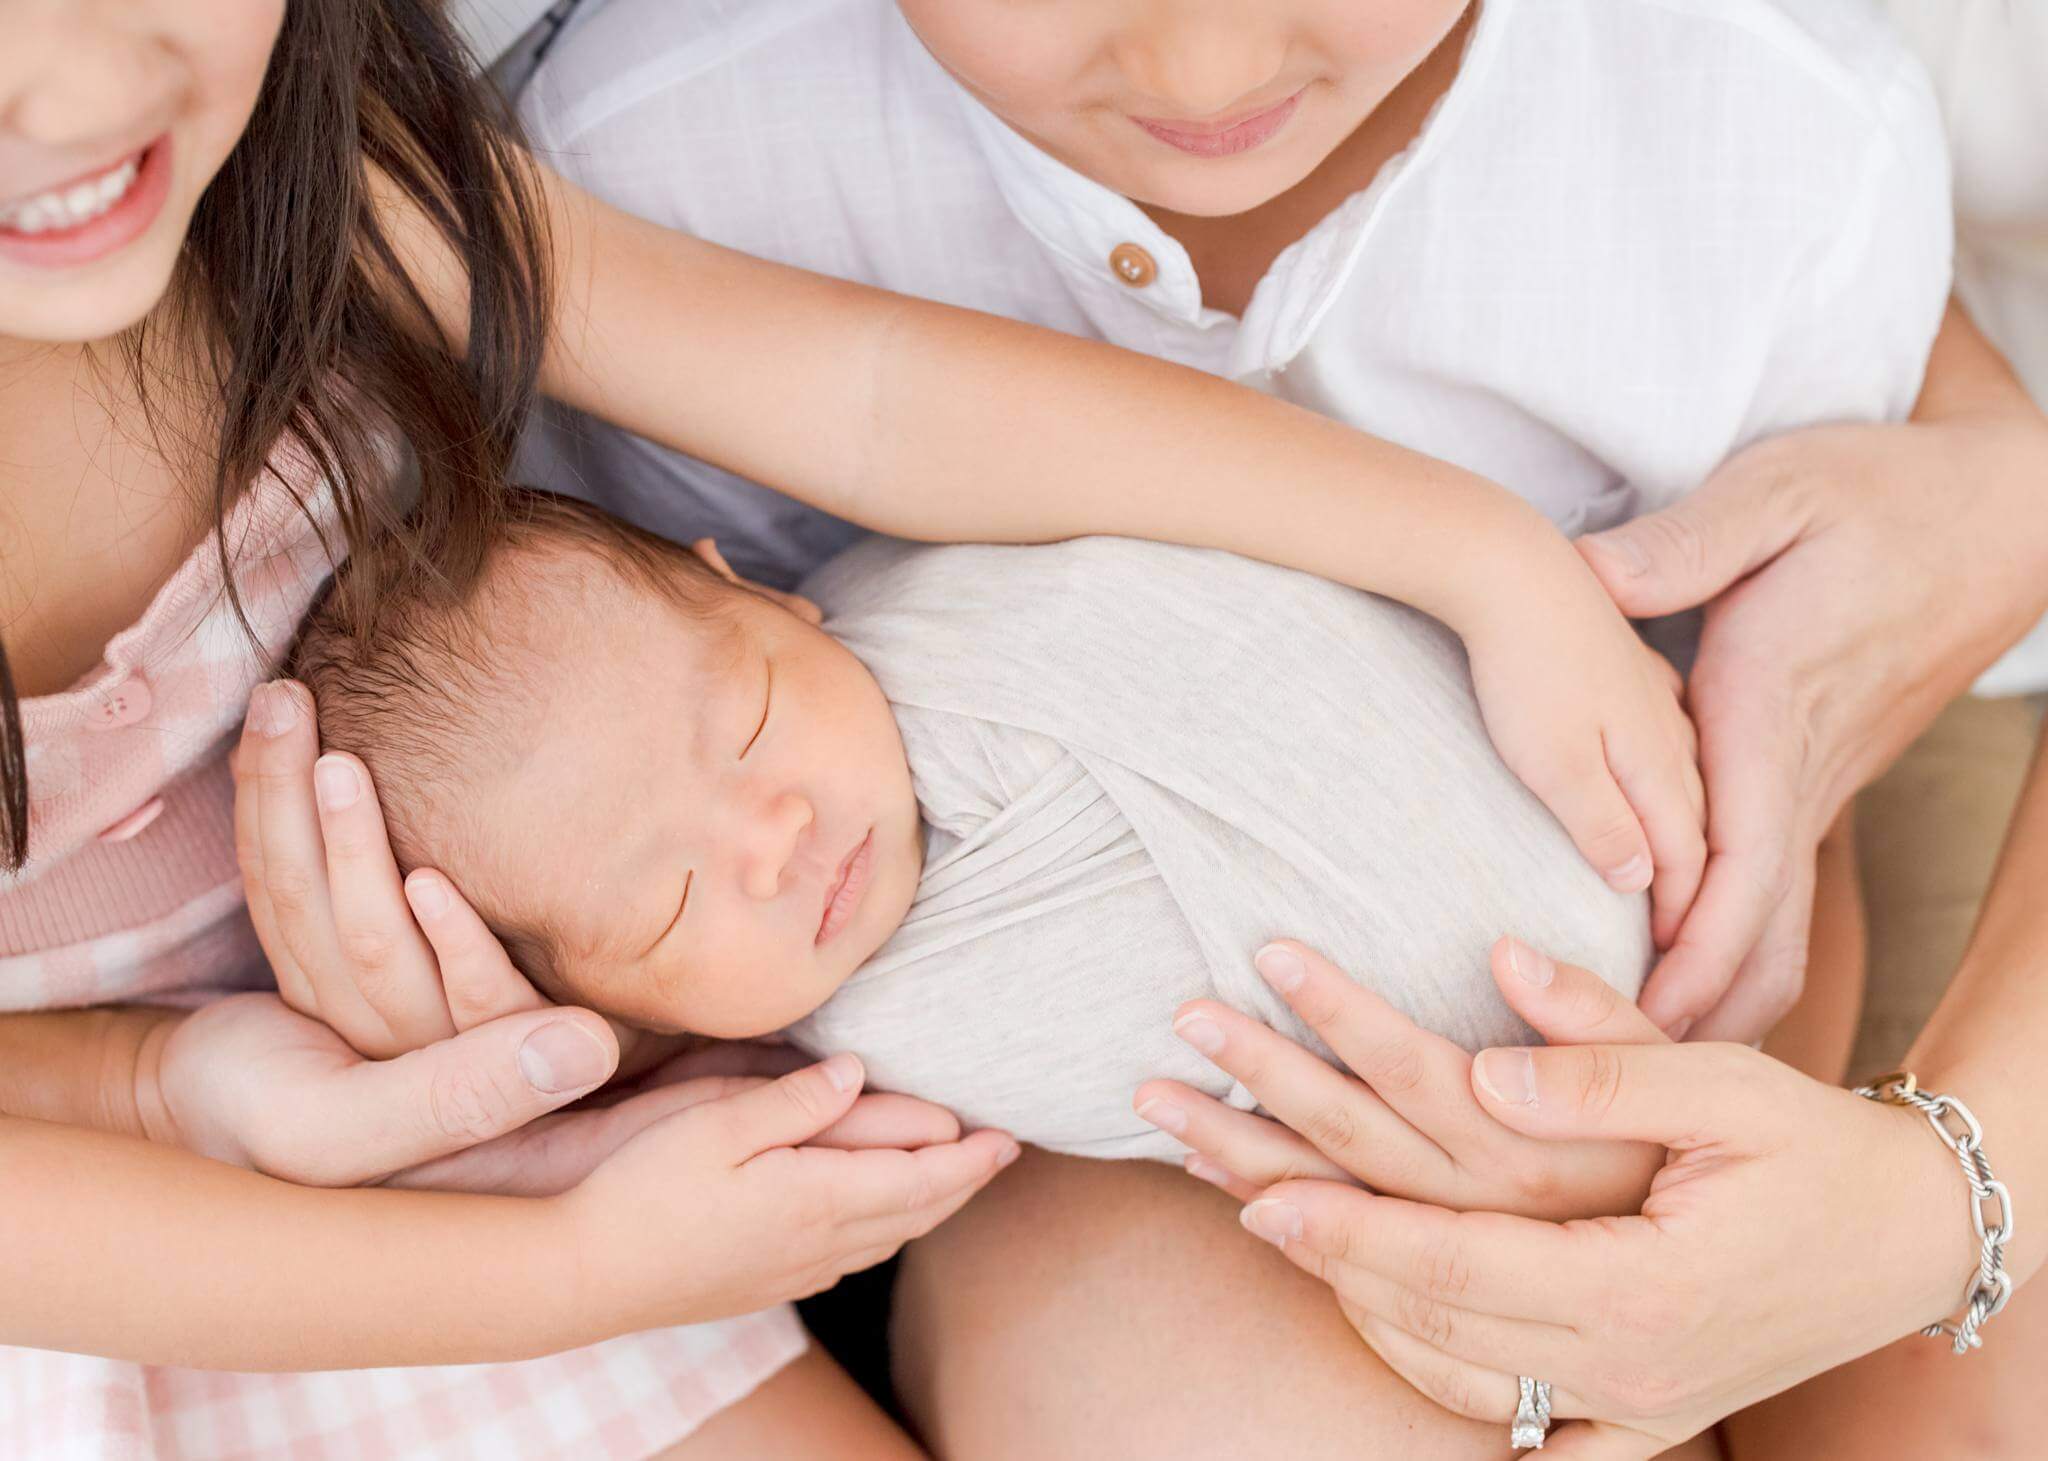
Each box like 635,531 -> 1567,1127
1234,950 -> 1980,1457
1578,305 -> 2048,1040
1135,939 -> 1666,1220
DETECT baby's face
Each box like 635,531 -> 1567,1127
476,556 -> 923,1038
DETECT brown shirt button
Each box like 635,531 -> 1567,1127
1109,242 -> 1157,288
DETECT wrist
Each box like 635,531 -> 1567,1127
129,1010 -> 186,1148
1437,504 -> 1590,638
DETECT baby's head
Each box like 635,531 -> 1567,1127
296,492 -> 923,1038
895,0 -> 1470,218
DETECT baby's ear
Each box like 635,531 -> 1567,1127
690,539 -> 824,624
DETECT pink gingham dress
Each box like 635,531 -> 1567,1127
0,450 -> 805,1460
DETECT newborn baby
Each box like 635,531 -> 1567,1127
301,492 -> 1650,1159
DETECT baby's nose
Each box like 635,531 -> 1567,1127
739,793 -> 816,901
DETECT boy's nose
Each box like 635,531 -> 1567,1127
1112,9 -> 1288,120
738,792 -> 816,902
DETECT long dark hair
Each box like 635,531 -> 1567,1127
0,0 -> 551,870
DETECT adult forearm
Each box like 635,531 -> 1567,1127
0,1115 -> 578,1368
0,1006 -> 174,1136
1905,725 -> 2048,1284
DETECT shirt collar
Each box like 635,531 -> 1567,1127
894,0 -> 1512,374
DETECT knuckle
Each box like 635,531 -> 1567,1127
1302,1101 -> 1361,1159
1415,1234 -> 1474,1302
1571,1047 -> 1627,1122
335,925 -> 399,974
1359,1037 -> 1429,1099
1640,509 -> 1714,584
261,866 -> 319,917
1395,1287 -> 1459,1351
427,1067 -> 506,1146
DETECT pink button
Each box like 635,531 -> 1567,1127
89,676 -> 154,730
98,797 -> 166,844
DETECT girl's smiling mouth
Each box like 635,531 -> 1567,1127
817,828 -> 875,944
0,135 -> 173,268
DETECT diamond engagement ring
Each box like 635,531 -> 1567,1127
1510,1376 -> 1553,1450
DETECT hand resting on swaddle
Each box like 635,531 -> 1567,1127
298,490 -> 1650,1160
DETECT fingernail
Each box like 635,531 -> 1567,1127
1506,938 -> 1555,988
996,1140 -> 1022,1168
1255,944 -> 1306,994
1174,1014 -> 1225,1058
1586,530 -> 1648,576
1136,1097 -> 1188,1136
404,872 -> 450,920
250,681 -> 300,738
1605,854 -> 1651,893
313,755 -> 360,811
1474,1048 -> 1538,1108
1241,1198 -> 1302,1247
1185,1155 -> 1233,1189
518,1021 -> 611,1094
1664,1014 -> 1695,1042
821,1053 -> 862,1092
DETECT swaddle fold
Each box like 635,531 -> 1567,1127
789,537 -> 1651,1160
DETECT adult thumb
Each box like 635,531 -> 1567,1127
335,1007 -> 620,1176
1468,1039 -> 1776,1150
1576,464 -> 1808,619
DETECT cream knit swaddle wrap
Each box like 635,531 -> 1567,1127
789,538 -> 1651,1160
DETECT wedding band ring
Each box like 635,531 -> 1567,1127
1510,1375 -> 1553,1450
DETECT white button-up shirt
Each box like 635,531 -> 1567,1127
518,0 -> 1950,596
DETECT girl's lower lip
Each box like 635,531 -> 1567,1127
1131,93 -> 1302,159
0,136 -> 174,271
817,829 -> 876,945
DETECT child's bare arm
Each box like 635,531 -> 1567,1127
384,165 -> 1703,931
0,1053 -> 1010,1369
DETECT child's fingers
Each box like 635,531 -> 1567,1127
1183,1154 -> 1265,1204
1607,730 -> 1707,950
1170,998 -> 1458,1188
1487,938 -> 1669,1049
810,1092 -> 963,1151
232,698 -> 315,1014
712,1054 -> 868,1162
1133,1078 -> 1354,1190
1513,741 -> 1653,895
776,1128 -> 1019,1242
1249,942 -> 1498,1150
404,869 -> 550,1030
312,752 -> 455,1049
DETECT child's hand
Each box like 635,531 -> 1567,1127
1134,939 -> 1668,1222
555,1054 -> 1020,1332
1459,555 -> 1706,948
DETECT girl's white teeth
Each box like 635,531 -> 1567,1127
0,156 -> 142,235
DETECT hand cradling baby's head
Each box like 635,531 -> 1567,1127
295,489 -> 924,1038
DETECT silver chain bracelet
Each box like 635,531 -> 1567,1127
1854,1072 -> 2016,1354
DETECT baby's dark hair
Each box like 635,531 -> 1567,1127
293,488 -> 735,991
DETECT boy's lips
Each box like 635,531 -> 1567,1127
1129,91 -> 1303,159
817,828 -> 875,945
